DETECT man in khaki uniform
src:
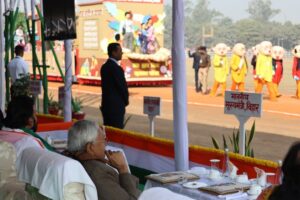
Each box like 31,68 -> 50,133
198,46 -> 210,94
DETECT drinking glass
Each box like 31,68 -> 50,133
210,159 -> 220,171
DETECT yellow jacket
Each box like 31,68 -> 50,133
230,54 -> 247,83
213,54 -> 229,83
256,54 -> 273,82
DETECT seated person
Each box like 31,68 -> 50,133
258,142 -> 300,200
2,95 -> 55,151
67,120 -> 141,200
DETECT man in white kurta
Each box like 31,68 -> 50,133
8,45 -> 29,83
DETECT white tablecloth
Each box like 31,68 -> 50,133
144,176 -> 249,200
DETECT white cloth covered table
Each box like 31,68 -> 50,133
144,176 -> 249,200
139,187 -> 194,200
17,147 -> 98,200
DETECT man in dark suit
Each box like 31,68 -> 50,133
188,47 -> 201,92
100,43 -> 129,129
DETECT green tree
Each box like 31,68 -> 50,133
15,12 -> 27,31
233,19 -> 265,47
163,4 -> 172,49
164,0 -> 222,48
213,17 -> 237,46
186,0 -> 222,47
247,0 -> 280,22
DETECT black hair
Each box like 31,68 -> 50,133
269,142 -> 300,200
4,95 -> 35,129
125,11 -> 132,16
115,33 -> 120,41
199,46 -> 207,51
14,45 -> 24,55
107,43 -> 121,58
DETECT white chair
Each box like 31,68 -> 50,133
17,147 -> 98,200
0,140 -> 32,200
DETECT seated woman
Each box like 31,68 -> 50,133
2,95 -> 55,151
67,120 -> 141,200
258,142 -> 300,200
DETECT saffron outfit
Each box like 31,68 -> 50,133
255,54 -> 276,100
210,54 -> 229,96
230,54 -> 247,92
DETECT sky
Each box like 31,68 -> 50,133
164,0 -> 300,24
20,0 -> 300,24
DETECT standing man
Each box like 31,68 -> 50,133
8,45 -> 29,83
100,43 -> 129,129
188,47 -> 201,92
198,46 -> 210,94
119,11 -> 134,52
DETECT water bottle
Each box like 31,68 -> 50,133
223,148 -> 230,177
276,160 -> 282,184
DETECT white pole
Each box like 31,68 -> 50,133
10,0 -> 14,11
149,115 -> 155,137
64,40 -> 72,122
4,0 -> 8,12
236,115 -> 249,156
22,0 -> 28,17
172,0 -> 189,171
0,0 -> 5,113
31,0 -> 35,20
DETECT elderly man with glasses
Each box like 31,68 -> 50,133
67,120 -> 141,200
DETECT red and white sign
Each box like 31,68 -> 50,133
143,96 -> 160,116
224,91 -> 262,117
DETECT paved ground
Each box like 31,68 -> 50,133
46,58 -> 300,162
48,84 -> 299,162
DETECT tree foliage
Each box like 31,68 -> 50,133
247,0 -> 280,22
164,0 -> 299,50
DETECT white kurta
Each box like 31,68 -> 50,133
7,56 -> 29,82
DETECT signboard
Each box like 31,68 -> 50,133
224,91 -> 262,117
143,96 -> 161,116
29,80 -> 42,95
224,91 -> 262,156
43,0 -> 77,40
